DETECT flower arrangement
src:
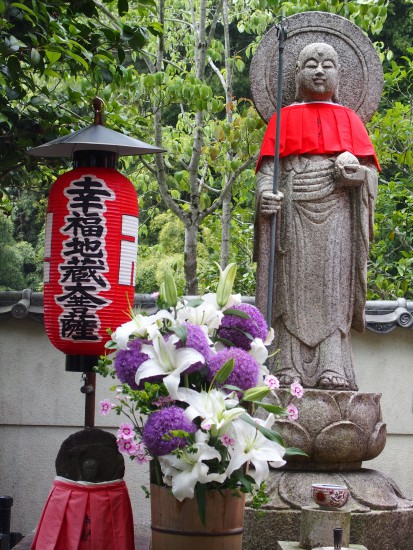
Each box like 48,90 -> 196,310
97,264 -> 305,514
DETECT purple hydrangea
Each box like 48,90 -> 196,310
207,348 -> 260,392
142,406 -> 197,456
114,338 -> 158,390
217,303 -> 268,350
175,323 -> 212,374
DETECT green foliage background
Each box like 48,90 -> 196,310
1,0 -> 412,300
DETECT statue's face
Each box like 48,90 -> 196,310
296,43 -> 339,102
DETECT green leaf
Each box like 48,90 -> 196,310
30,96 -> 47,106
284,447 -> 308,458
45,50 -> 61,65
223,308 -> 251,319
184,298 -> 204,308
215,336 -> 236,348
213,358 -> 234,385
30,48 -> 41,67
118,46 -> 125,64
221,384 -> 243,393
6,86 -> 21,100
11,2 -> 36,17
171,325 -> 187,346
195,483 -> 206,525
118,0 -> 129,16
65,50 -> 89,70
43,68 -> 60,78
101,67 -> 113,83
0,113 -> 12,129
253,402 -> 288,416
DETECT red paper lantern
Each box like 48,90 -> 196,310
43,167 -> 138,357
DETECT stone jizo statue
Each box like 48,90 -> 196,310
32,429 -> 135,550
254,42 -> 380,391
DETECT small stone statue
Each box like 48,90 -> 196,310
254,43 -> 380,390
55,427 -> 125,482
32,429 -> 135,550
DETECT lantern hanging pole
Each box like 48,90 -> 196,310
266,16 -> 287,329
93,97 -> 105,126
81,372 -> 96,428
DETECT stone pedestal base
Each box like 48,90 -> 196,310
265,390 -> 386,470
300,507 -> 350,549
243,469 -> 413,550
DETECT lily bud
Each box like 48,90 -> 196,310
216,262 -> 237,308
159,281 -> 166,301
242,386 -> 271,402
163,270 -> 178,307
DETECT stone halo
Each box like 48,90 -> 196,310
250,11 -> 383,123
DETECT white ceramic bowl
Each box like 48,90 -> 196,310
311,483 -> 349,509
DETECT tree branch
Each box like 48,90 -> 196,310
93,0 -> 122,30
198,153 -> 258,221
152,0 -> 189,227
208,56 -> 226,90
139,157 -> 157,177
207,0 -> 224,49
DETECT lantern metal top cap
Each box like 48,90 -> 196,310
27,97 -> 165,158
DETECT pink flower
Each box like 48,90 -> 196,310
264,375 -> 280,390
118,438 -> 139,456
117,422 -> 136,440
134,441 -> 150,463
290,382 -> 304,399
201,421 -> 212,431
151,292 -> 160,298
287,403 -> 299,421
220,434 -> 235,447
99,399 -> 114,416
136,441 -> 145,454
135,454 -> 150,464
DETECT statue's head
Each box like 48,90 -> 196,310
55,428 -> 125,482
295,43 -> 340,103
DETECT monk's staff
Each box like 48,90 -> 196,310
266,16 -> 287,328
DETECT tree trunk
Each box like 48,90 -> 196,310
220,0 -> 233,270
221,196 -> 231,269
184,222 -> 199,294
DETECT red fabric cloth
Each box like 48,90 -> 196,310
31,479 -> 135,550
256,102 -> 380,171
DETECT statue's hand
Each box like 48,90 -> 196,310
335,163 -> 368,187
260,191 -> 284,215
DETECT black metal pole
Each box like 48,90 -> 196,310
266,17 -> 287,328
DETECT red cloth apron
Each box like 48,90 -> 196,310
31,479 -> 135,550
256,102 -> 380,171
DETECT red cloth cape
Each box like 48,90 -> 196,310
256,102 -> 380,171
31,479 -> 135,550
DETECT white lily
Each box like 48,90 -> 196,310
176,297 -> 223,334
176,293 -> 242,335
225,414 -> 286,486
264,327 -> 275,346
111,310 -> 174,349
177,387 -> 245,437
248,338 -> 270,366
158,431 -> 226,501
136,334 -> 205,399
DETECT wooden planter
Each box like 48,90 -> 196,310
150,484 -> 246,550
